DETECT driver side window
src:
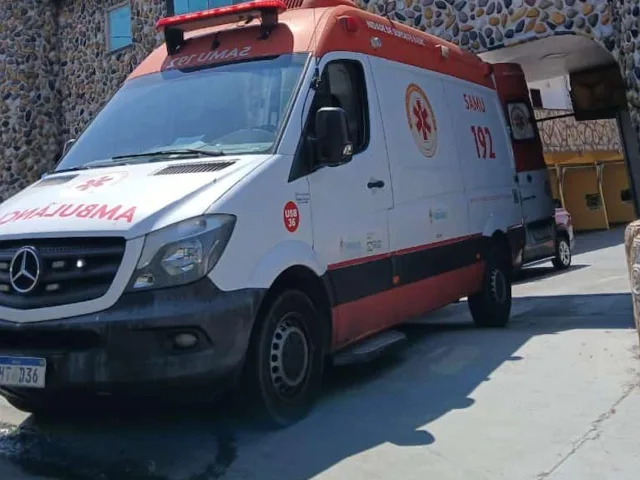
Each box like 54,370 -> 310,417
307,60 -> 369,154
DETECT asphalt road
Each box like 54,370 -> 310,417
0,227 -> 637,480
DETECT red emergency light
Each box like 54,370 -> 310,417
157,0 -> 287,54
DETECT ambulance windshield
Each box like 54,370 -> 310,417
56,53 -> 309,171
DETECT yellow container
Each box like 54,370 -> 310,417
602,163 -> 635,225
562,166 -> 608,231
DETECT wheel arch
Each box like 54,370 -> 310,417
484,228 -> 513,271
253,265 -> 334,353
490,229 -> 511,255
481,215 -> 521,268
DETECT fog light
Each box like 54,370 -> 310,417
173,333 -> 198,349
133,273 -> 155,289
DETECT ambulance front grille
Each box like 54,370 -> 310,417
0,237 -> 126,310
153,161 -> 236,175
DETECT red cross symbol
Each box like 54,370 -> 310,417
413,98 -> 432,141
76,176 -> 114,191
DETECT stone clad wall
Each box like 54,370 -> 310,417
356,0 -> 614,51
0,0 -> 61,201
610,1 -> 640,145
535,109 -> 622,153
0,0 -> 167,201
58,0 -> 167,140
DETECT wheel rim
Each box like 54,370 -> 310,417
490,268 -> 507,304
559,240 -> 571,266
269,313 -> 310,399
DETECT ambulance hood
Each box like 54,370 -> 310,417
0,155 -> 269,240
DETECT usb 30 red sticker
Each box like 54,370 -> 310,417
284,201 -> 299,233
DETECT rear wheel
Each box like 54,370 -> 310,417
468,244 -> 512,328
552,236 -> 571,270
244,290 -> 324,428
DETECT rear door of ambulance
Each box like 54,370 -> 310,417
492,63 -> 556,262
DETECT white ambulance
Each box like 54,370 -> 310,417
0,0 -> 549,426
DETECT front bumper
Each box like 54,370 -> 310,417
0,278 -> 265,403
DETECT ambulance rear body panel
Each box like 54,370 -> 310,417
0,1 -> 526,401
492,64 -> 556,266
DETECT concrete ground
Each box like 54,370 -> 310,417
0,227 -> 636,480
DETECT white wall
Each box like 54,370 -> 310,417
528,76 -> 572,110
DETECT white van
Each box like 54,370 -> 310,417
0,0 -> 544,426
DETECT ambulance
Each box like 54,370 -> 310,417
0,0 -> 552,426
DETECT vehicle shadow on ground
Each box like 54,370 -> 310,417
0,293 -> 633,480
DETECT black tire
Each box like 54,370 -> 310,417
468,245 -> 512,328
552,236 -> 571,270
244,290 -> 325,428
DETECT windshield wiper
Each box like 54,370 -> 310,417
111,148 -> 226,160
54,148 -> 227,174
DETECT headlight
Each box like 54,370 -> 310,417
127,214 -> 236,291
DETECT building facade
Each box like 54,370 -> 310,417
2,0 -> 640,203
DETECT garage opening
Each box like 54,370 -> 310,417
480,35 -> 638,233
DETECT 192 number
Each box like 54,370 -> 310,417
471,126 -> 496,159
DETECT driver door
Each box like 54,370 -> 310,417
304,53 -> 394,348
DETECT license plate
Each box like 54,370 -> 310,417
0,356 -> 46,388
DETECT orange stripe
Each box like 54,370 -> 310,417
331,262 -> 484,350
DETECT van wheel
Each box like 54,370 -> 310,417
468,246 -> 512,328
244,290 -> 324,428
552,236 -> 571,270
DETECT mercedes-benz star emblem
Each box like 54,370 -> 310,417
9,247 -> 41,294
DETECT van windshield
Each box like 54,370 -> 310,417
56,53 -> 309,171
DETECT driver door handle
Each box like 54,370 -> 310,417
367,180 -> 385,189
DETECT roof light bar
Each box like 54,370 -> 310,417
157,0 -> 287,54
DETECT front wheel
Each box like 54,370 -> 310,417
468,246 -> 512,328
552,236 -> 572,270
244,290 -> 324,428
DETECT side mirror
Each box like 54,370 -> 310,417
62,138 -> 76,156
315,107 -> 353,167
